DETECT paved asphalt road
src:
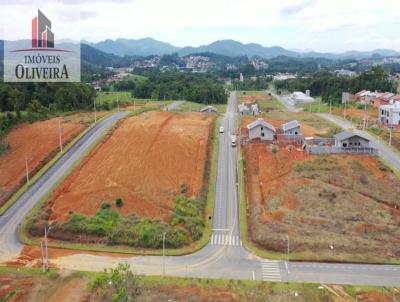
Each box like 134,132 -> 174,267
1,95 -> 400,286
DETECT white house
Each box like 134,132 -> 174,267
379,102 -> 400,126
281,120 -> 301,135
200,105 -> 218,114
238,103 -> 259,116
247,118 -> 276,141
333,131 -> 371,148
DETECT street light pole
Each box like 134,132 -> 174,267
44,226 -> 48,270
286,235 -> 290,261
162,232 -> 166,276
329,98 -> 332,115
389,125 -> 393,146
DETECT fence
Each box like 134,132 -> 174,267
305,145 -> 378,156
276,134 -> 303,145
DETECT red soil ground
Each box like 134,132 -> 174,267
49,111 -> 215,223
0,113 -> 106,207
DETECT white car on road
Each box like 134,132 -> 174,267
219,126 -> 225,133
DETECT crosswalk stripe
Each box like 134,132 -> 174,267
209,233 -> 244,246
261,261 -> 282,281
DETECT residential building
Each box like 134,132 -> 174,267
281,120 -> 301,135
247,118 -> 276,141
200,105 -> 218,114
333,131 -> 371,148
379,102 -> 400,126
238,103 -> 259,116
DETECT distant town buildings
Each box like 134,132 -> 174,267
334,69 -> 357,77
379,102 -> 400,126
272,73 -> 298,81
238,103 -> 260,116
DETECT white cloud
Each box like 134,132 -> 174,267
0,0 -> 399,52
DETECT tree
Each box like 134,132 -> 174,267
90,263 -> 142,302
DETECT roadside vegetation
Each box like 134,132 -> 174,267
1,266 -> 399,302
28,195 -> 204,249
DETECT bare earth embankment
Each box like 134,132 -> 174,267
244,144 -> 400,263
0,113 -> 105,208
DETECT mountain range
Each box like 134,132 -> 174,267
86,38 -> 400,60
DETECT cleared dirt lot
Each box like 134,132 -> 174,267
0,113 -> 105,208
244,144 -> 400,262
48,111 -> 214,223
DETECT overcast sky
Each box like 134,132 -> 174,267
1,0 -> 400,52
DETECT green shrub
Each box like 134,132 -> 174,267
115,198 -> 123,208
101,202 -> 111,210
180,183 -> 188,194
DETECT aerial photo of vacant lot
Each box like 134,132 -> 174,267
0,113 -> 104,208
244,142 -> 400,262
27,111 -> 215,249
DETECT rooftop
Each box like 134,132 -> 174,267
334,131 -> 370,142
247,118 -> 276,132
281,120 -> 300,132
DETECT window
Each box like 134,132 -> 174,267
295,131 -> 298,135
261,132 -> 265,137
260,127 -> 263,130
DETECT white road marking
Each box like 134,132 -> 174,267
261,260 -> 282,281
210,233 -> 243,246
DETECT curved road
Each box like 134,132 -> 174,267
1,95 -> 399,286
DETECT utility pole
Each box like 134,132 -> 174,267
93,98 -> 97,123
343,101 -> 347,119
329,98 -> 332,115
58,119 -> 63,153
25,156 -> 29,184
117,96 -> 120,112
162,232 -> 166,276
41,241 -> 45,272
319,98 -> 321,113
363,102 -> 367,130
389,125 -> 393,146
44,226 -> 51,270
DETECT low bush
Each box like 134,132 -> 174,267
115,198 -> 123,208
